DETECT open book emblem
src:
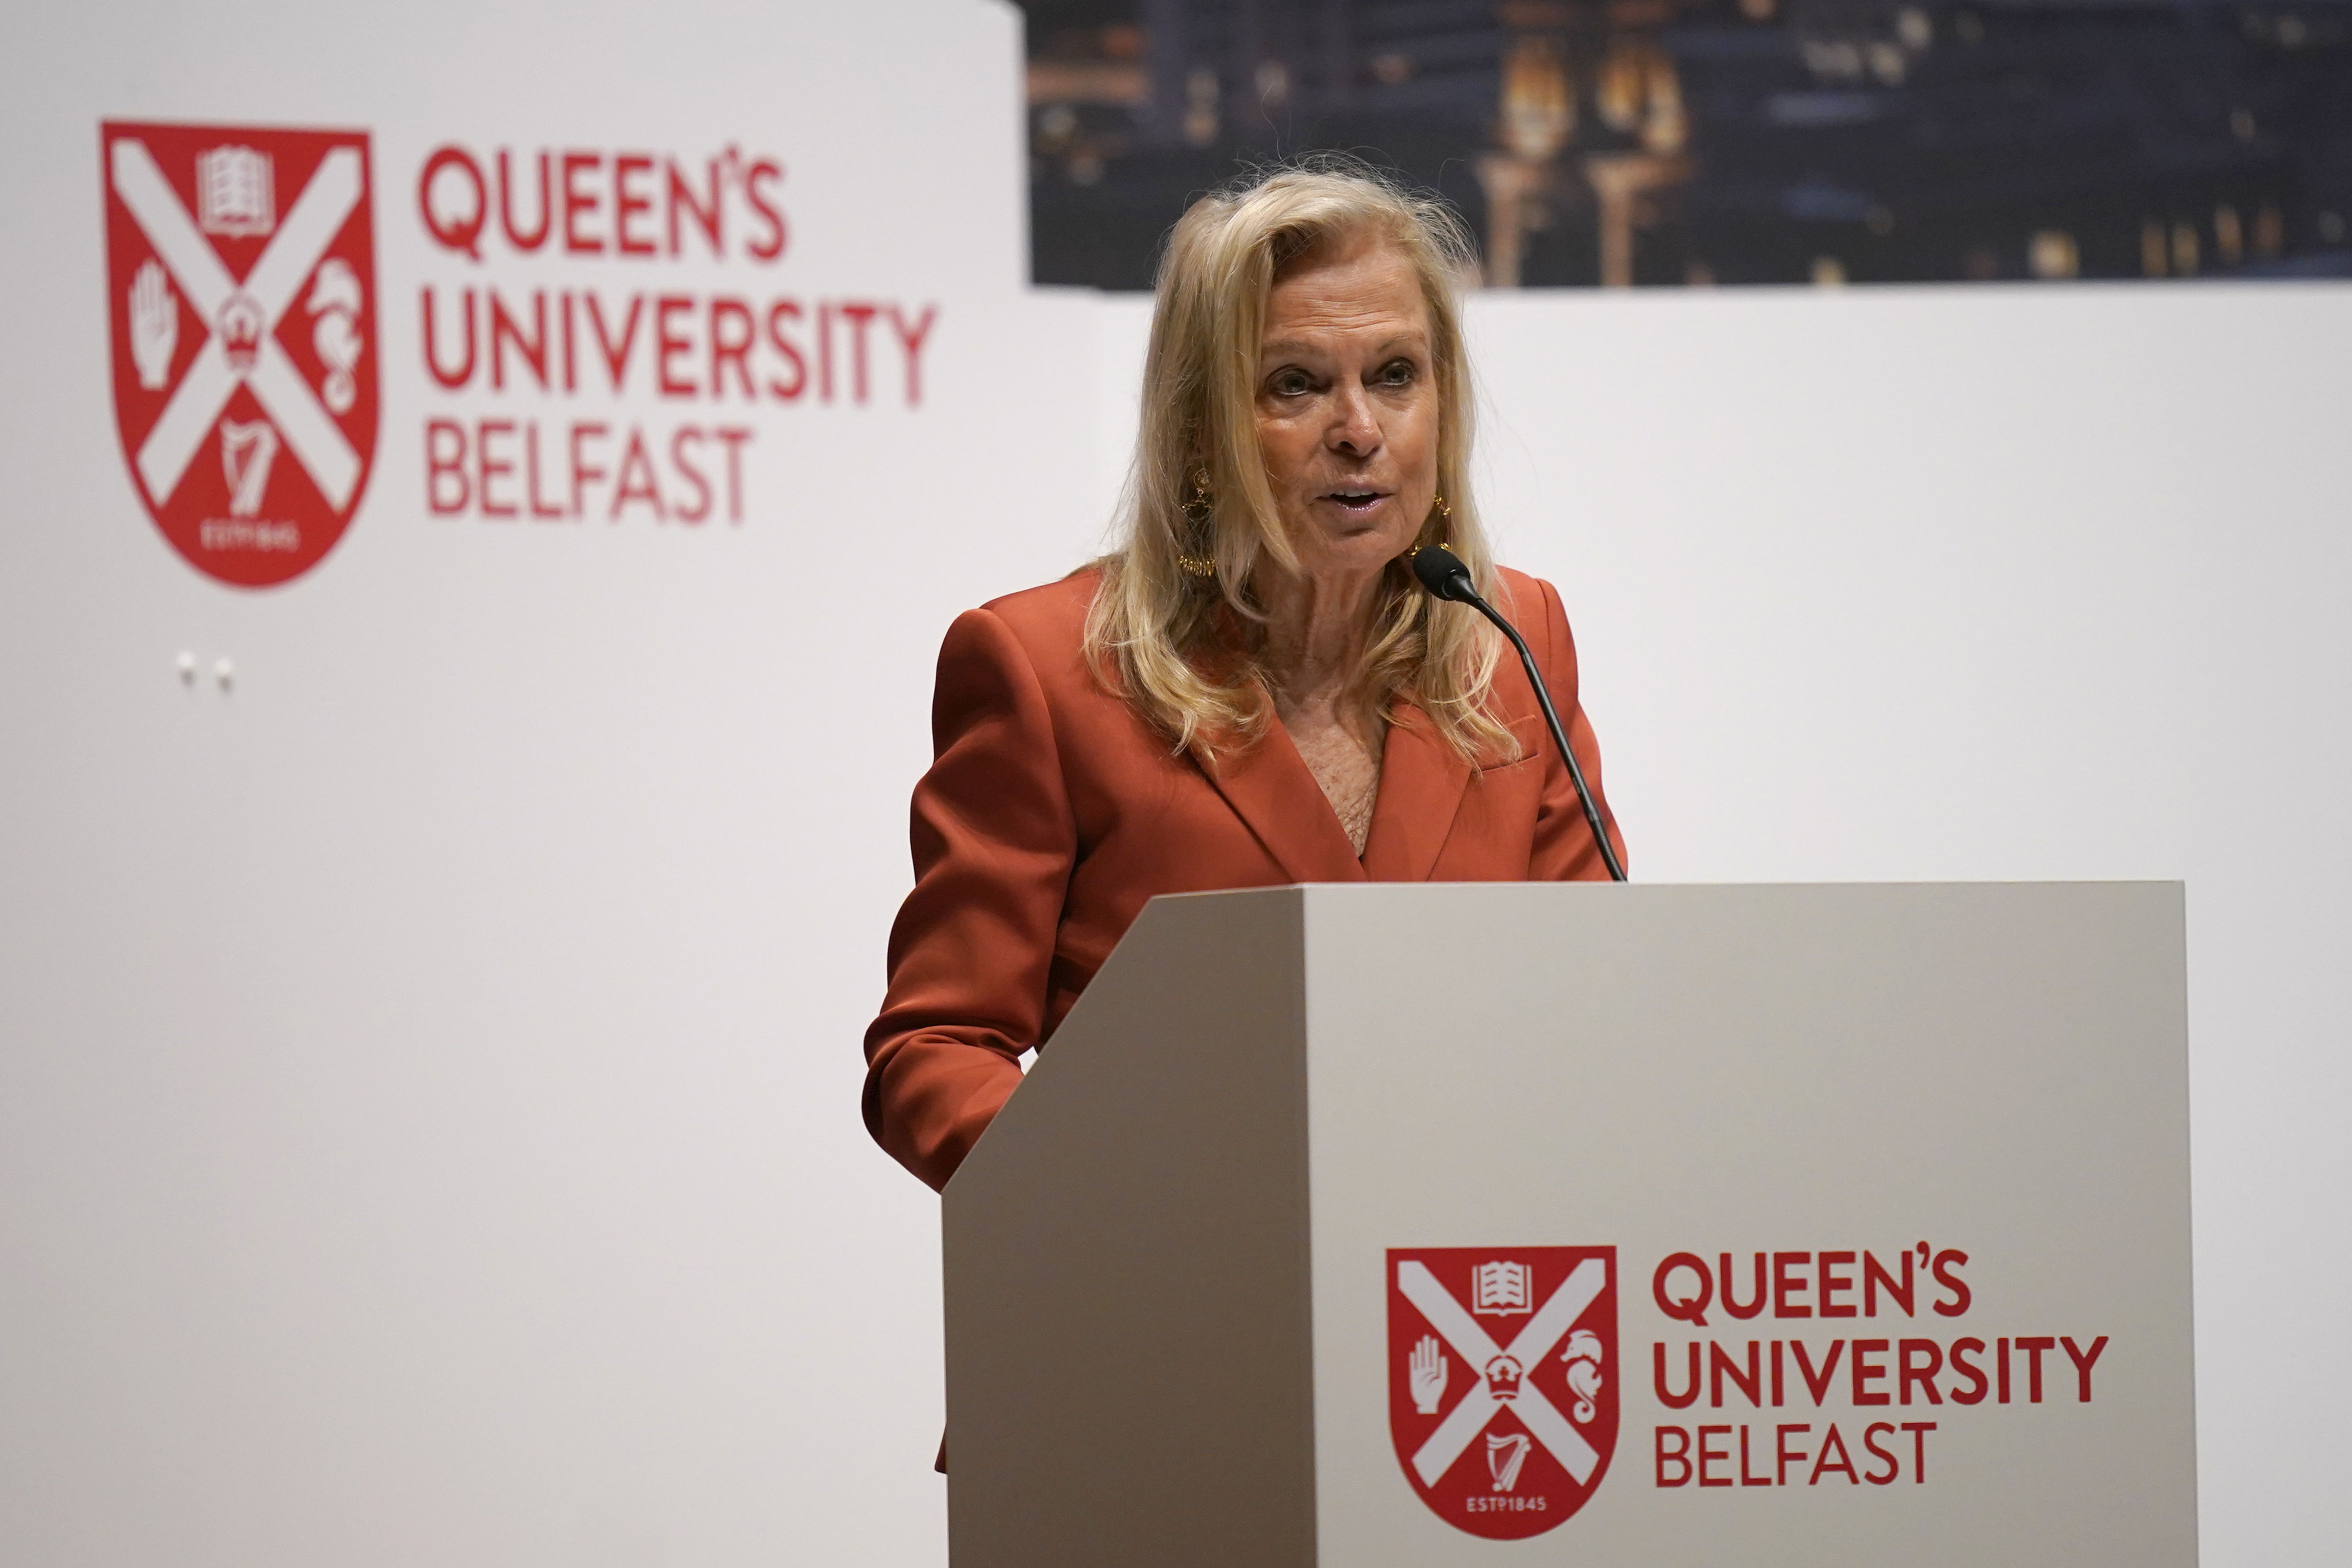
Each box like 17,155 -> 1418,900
1387,1245 -> 1618,1540
102,122 -> 378,588
1473,1259 -> 1533,1314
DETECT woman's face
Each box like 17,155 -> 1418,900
1252,233 -> 1440,586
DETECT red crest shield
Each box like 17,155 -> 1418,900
1387,1246 -> 1618,1539
101,121 -> 377,588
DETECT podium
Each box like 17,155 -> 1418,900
942,884 -> 2194,1566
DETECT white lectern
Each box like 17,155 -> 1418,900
943,883 -> 2192,1566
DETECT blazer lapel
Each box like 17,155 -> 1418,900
1200,718 -> 1368,884
1359,701 -> 1473,883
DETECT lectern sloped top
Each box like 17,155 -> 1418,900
944,882 -> 2192,1568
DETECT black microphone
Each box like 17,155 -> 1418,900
1412,545 -> 1626,882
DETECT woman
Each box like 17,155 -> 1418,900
863,162 -> 1625,1192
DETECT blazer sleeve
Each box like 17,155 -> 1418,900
861,608 -> 1079,1191
1526,575 -> 1628,881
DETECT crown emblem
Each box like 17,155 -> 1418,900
1483,1353 -> 1525,1401
217,292 -> 264,371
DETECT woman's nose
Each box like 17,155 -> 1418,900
1326,385 -> 1382,454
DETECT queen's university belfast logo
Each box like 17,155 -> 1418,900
103,122 -> 378,587
1388,1246 -> 1619,1540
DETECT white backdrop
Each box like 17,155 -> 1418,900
3,3 -> 2347,1565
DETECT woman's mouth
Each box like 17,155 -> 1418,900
1323,489 -> 1388,518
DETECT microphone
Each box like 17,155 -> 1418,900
1412,545 -> 1627,882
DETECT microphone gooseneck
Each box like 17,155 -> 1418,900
1410,546 -> 1627,882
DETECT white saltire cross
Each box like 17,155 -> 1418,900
1397,1257 -> 1607,1488
110,137 -> 363,510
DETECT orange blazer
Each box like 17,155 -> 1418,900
860,565 -> 1625,1190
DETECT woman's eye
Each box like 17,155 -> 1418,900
1271,371 -> 1312,396
1378,359 -> 1417,386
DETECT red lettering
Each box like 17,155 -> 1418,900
1862,1422 -> 1900,1485
1769,1339 -> 1784,1406
418,417 -> 678,520
2062,1335 -> 2109,1402
1719,1253 -> 1766,1319
1773,1252 -> 1811,1317
766,301 -> 808,400
1901,1421 -> 1937,1482
614,154 -> 657,256
840,301 -> 877,404
1654,1253 -> 1713,1326
560,292 -> 577,392
1931,1249 -> 1972,1316
569,422 -> 610,515
1775,1423 -> 1810,1486
656,296 -> 696,397
524,423 -> 567,519
421,287 -> 476,389
432,290 -> 937,412
671,428 -> 710,523
890,302 -> 936,406
611,428 -> 665,520
744,157 -> 787,260
489,290 -> 548,391
477,420 -> 517,518
1710,1341 -> 1760,1408
1739,1424 -> 1771,1486
1808,1422 -> 1858,1485
710,298 -> 756,398
2016,1336 -> 2055,1403
1898,1338 -> 1944,1405
1817,1250 -> 1857,1318
562,151 -> 603,253
1654,1426 -> 1691,1487
1850,1338 -> 1890,1406
1696,1426 -> 1732,1488
417,145 -> 486,260
715,426 -> 751,523
497,149 -> 551,252
425,419 -> 468,513
1946,1337 -> 1989,1405
1791,1338 -> 1843,1405
1654,1342 -> 1700,1409
1864,1250 -> 1915,1317
667,158 -> 722,258
818,301 -> 833,401
586,294 -> 644,393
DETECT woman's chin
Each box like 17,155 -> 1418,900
1298,499 -> 1403,540
1287,529 -> 1416,585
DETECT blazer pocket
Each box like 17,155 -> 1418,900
1476,714 -> 1545,774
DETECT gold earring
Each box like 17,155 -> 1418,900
1409,495 -> 1454,559
1177,469 -> 1217,578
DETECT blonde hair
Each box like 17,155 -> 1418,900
1081,157 -> 1515,764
